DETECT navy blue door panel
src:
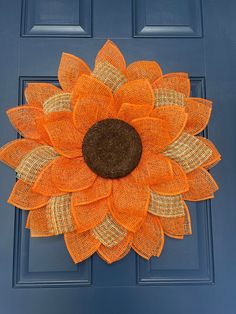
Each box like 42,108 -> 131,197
0,0 -> 235,313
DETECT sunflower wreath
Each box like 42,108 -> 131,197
0,40 -> 221,264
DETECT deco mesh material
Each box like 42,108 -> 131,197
0,40 -> 221,264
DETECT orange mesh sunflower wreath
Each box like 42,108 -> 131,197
0,40 -> 221,264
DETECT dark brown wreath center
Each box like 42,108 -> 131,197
82,118 -> 142,179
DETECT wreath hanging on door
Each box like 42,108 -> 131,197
0,41 -> 220,264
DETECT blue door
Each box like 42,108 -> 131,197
0,0 -> 235,313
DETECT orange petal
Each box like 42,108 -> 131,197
58,52 -> 91,92
131,117 -> 171,153
51,156 -> 96,192
111,176 -> 150,232
132,214 -> 164,259
72,177 -> 112,205
64,230 -> 100,263
131,151 -> 173,186
114,79 -> 154,112
95,40 -> 126,73
183,167 -> 218,201
44,112 -> 83,158
8,180 -> 49,210
117,103 -> 152,123
7,106 -> 50,143
150,106 -> 188,143
73,95 -> 115,134
0,139 -> 39,169
184,98 -> 212,135
71,74 -> 113,107
27,208 -> 54,237
72,198 -> 109,232
25,83 -> 62,108
159,215 -> 185,239
127,61 -> 162,83
197,136 -> 221,169
153,73 -> 190,97
151,160 -> 189,195
32,161 -> 65,196
98,233 -> 133,264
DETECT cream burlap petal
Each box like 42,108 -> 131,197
46,194 -> 75,235
163,133 -> 212,173
148,192 -> 185,217
16,145 -> 58,184
92,213 -> 127,247
43,93 -> 72,114
92,61 -> 127,93
154,88 -> 185,107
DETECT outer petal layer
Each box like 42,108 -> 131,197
127,61 -> 162,83
184,98 -> 212,135
7,106 -> 50,143
153,73 -> 190,97
197,136 -> 221,169
64,230 -> 100,263
0,139 -> 39,169
98,233 -> 133,264
132,214 -> 164,259
111,176 -> 150,232
58,53 -> 91,92
95,40 -> 126,73
159,215 -> 185,239
25,83 -> 62,108
183,167 -> 218,201
8,180 -> 49,210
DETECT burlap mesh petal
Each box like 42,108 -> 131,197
93,61 -> 127,93
26,210 -> 55,237
184,98 -> 212,135
197,136 -> 221,169
163,133 -> 212,173
72,198 -> 108,232
72,177 -> 112,205
45,194 -> 75,235
92,213 -> 127,248
151,159 -> 189,195
43,93 -> 72,114
64,230 -> 100,263
8,180 -> 49,210
153,73 -> 190,97
126,61 -> 162,83
148,192 -> 185,217
159,215 -> 185,239
58,52 -> 91,92
154,88 -> 185,107
183,167 -> 218,201
0,139 -> 40,169
16,145 -> 58,185
25,83 -> 62,108
95,40 -> 126,73
97,233 -> 133,264
132,214 -> 164,259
